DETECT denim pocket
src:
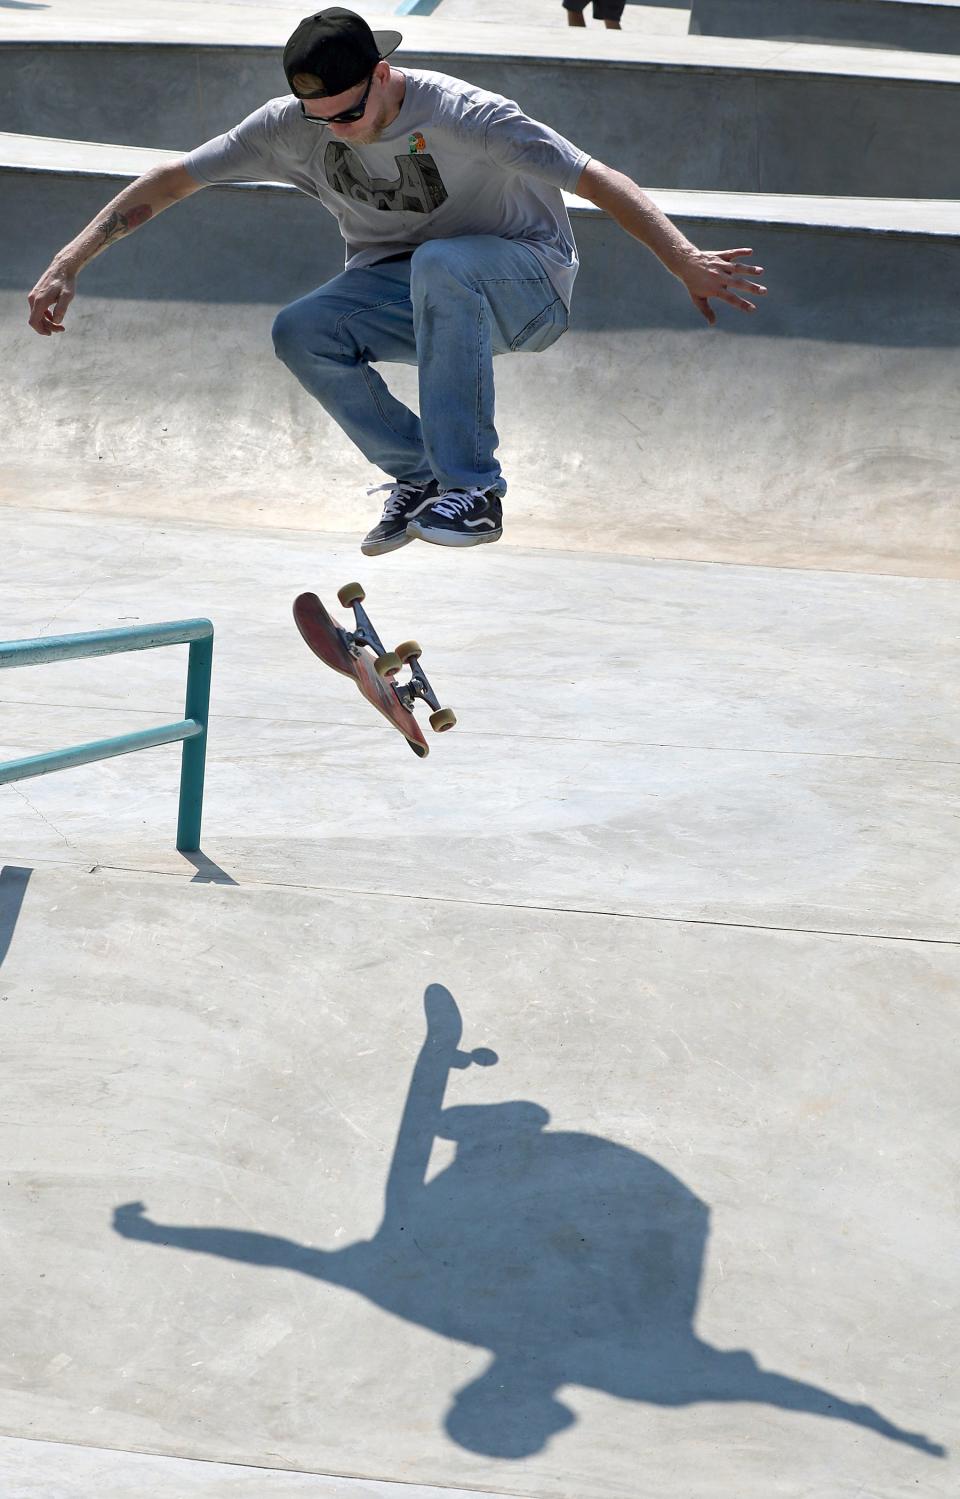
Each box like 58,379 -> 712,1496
510,296 -> 569,354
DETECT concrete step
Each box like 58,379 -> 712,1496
691,0 -> 960,57
3,23 -> 960,195
0,1435 -> 523,1499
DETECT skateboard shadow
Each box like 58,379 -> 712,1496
113,984 -> 945,1461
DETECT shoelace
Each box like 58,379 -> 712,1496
367,481 -> 422,520
431,488 -> 486,520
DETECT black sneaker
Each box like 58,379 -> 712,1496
361,479 -> 439,556
407,487 -> 503,548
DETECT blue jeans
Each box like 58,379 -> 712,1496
271,235 -> 569,497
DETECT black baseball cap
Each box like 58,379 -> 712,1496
283,8 -> 402,99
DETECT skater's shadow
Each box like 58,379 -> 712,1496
114,984 -> 945,1460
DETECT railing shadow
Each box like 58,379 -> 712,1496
0,865 -> 31,968
113,983 -> 945,1461
179,851 -> 238,885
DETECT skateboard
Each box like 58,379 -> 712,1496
293,584 -> 456,758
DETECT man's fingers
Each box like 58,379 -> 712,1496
30,310 -> 58,336
27,287 -> 71,336
697,282 -> 758,314
709,268 -> 766,296
724,259 -> 763,272
710,252 -> 764,275
690,292 -> 717,327
717,290 -> 757,313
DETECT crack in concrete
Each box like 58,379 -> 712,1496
4,784 -> 78,853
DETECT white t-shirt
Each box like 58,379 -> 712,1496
182,68 -> 591,308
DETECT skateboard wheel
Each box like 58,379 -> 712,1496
338,582 -> 365,608
375,651 -> 402,680
429,708 -> 457,733
395,639 -> 422,663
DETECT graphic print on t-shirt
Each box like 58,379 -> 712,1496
325,141 -> 449,213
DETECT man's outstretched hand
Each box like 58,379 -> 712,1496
677,247 -> 767,326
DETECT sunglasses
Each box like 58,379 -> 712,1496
298,72 -> 375,125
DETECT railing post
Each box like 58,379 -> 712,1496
177,633 -> 213,852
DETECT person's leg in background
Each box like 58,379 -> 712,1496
593,0 -> 625,30
563,0 -> 587,26
563,0 -> 623,26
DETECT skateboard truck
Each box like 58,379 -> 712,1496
293,584 -> 455,757
335,583 -> 457,735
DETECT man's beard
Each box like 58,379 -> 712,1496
341,104 -> 387,146
349,124 -> 384,145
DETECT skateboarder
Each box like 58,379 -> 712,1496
27,8 -> 766,555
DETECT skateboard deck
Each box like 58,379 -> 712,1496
293,590 -> 431,757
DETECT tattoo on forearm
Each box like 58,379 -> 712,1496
97,203 -> 153,245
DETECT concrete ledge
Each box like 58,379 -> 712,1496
3,30 -> 960,196
690,0 -> 960,56
7,132 -> 960,239
0,1435 -> 522,1499
7,11 -> 960,75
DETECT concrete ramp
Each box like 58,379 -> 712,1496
4,137 -> 960,575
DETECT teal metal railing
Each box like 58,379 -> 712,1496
394,0 -> 445,14
0,619 -> 214,851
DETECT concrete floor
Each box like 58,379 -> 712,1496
1,1 -> 958,1496
0,510 -> 957,1498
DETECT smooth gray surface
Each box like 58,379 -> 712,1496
0,867 -> 956,1497
691,0 -> 960,55
3,30 -> 960,197
0,1436 -> 523,1499
0,500 -> 957,1496
0,509 -> 958,936
5,153 -> 959,576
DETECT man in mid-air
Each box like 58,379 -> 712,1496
28,8 -> 766,555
